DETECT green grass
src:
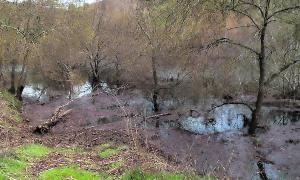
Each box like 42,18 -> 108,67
108,159 -> 126,171
121,169 -> 217,180
0,91 -> 22,110
0,173 -> 6,180
0,157 -> 27,179
0,144 -> 53,179
96,143 -> 111,150
39,165 -> 103,180
55,146 -> 86,155
16,144 -> 52,159
0,91 -> 22,123
96,143 -> 127,158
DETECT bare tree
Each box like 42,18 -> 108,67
201,0 -> 300,134
0,0 -> 47,100
135,1 -> 188,112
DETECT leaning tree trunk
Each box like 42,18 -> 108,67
8,59 -> 16,94
151,55 -> 159,112
249,25 -> 267,135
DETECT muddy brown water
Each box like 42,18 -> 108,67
22,82 -> 300,179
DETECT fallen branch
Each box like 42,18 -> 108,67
146,113 -> 172,119
34,101 -> 73,134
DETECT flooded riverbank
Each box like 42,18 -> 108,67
20,80 -> 300,179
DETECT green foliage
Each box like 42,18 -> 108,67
96,143 -> 127,158
0,157 -> 27,179
121,169 -> 216,180
39,166 -> 102,180
16,144 -> 52,159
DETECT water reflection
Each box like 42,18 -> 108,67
181,104 -> 300,135
261,107 -> 300,126
22,81 -> 92,102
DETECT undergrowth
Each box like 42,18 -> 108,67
96,143 -> 128,158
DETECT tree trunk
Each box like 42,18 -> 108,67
15,85 -> 25,101
0,61 -> 5,86
249,22 -> 268,135
115,55 -> 121,88
89,60 -> 101,91
249,72 -> 265,134
151,55 -> 159,112
8,59 -> 16,94
90,74 -> 100,91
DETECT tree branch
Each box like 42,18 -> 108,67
231,9 -> 260,30
268,6 -> 300,20
239,0 -> 264,17
264,60 -> 300,86
0,22 -> 26,37
137,21 -> 152,47
200,38 -> 260,56
226,25 -> 257,31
